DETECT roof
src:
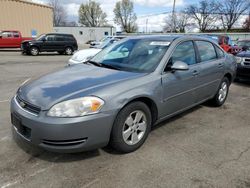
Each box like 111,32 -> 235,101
128,35 -> 181,41
10,0 -> 53,9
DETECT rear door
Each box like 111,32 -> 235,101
12,31 -> 22,47
55,35 -> 66,51
42,35 -> 57,51
161,40 -> 201,117
194,40 -> 225,102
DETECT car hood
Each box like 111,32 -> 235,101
236,50 -> 250,58
17,65 -> 144,110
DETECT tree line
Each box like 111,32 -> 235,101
49,0 -> 137,33
49,0 -> 250,33
165,0 -> 250,33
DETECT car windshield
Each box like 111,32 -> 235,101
237,41 -> 250,49
91,38 -> 171,73
95,39 -> 118,49
36,34 -> 45,41
100,36 -> 111,42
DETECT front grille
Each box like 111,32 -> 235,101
42,138 -> 87,147
245,58 -> 250,62
16,95 -> 41,115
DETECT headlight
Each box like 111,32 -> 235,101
47,96 -> 104,117
235,57 -> 243,64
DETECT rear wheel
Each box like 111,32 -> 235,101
30,46 -> 39,56
110,102 -> 151,153
210,77 -> 229,106
65,47 -> 73,55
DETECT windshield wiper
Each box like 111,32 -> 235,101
84,60 -> 120,70
85,60 -> 102,67
101,63 -> 121,70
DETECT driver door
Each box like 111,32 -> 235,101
160,41 -> 201,117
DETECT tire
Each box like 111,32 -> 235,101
110,101 -> 152,153
30,46 -> 39,56
65,47 -> 73,55
210,77 -> 230,107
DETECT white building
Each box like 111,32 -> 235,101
54,26 -> 116,45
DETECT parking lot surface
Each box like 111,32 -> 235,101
0,51 -> 250,188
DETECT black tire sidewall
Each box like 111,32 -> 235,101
111,101 -> 152,153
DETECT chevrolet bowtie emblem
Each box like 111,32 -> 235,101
19,101 -> 26,108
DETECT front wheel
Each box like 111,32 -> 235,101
110,102 -> 152,153
210,77 -> 230,107
30,46 -> 39,56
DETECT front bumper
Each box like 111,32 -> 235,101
10,97 -> 116,153
236,63 -> 250,79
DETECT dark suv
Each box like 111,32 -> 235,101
21,33 -> 78,56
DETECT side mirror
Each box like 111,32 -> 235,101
120,48 -> 129,53
42,38 -> 46,42
171,61 -> 189,71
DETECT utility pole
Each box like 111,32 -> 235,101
146,18 -> 148,33
170,0 -> 176,33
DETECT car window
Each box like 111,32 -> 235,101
170,41 -> 196,66
1,32 -> 13,38
55,36 -> 65,41
64,36 -> 74,41
196,41 -> 217,62
13,32 -> 20,38
215,46 -> 224,59
46,35 -> 56,41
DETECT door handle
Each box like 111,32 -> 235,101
192,70 -> 199,76
218,63 -> 223,68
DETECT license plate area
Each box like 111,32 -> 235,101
11,113 -> 31,140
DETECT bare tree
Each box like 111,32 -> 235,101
114,0 -> 138,33
187,0 -> 219,32
164,10 -> 190,33
218,0 -> 250,31
49,0 -> 67,26
243,15 -> 250,31
78,1 -> 107,27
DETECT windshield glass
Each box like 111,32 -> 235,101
95,39 -> 118,49
91,38 -> 171,73
36,34 -> 45,41
237,41 -> 250,49
100,36 -> 111,42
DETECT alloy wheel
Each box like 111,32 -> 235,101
122,110 -> 147,145
218,82 -> 228,102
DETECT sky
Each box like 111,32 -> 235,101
30,0 -> 245,32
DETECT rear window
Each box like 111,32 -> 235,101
196,41 -> 217,62
64,35 -> 75,41
13,32 -> 20,38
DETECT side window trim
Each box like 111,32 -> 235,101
214,44 -> 225,59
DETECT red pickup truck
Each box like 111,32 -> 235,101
0,30 -> 33,48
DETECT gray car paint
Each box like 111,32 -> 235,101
11,35 -> 237,152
